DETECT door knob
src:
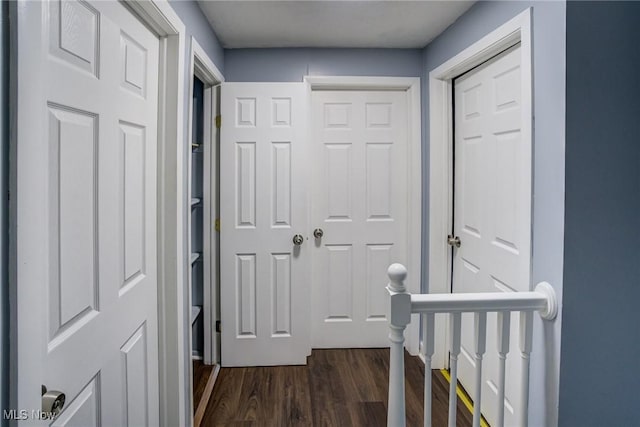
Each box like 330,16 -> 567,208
42,385 -> 65,418
313,228 -> 324,239
292,234 -> 304,246
447,235 -> 461,248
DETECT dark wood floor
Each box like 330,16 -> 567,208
201,348 -> 472,426
194,360 -> 214,414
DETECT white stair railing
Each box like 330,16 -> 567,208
386,263 -> 557,427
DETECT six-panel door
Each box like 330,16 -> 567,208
453,44 -> 531,427
310,90 -> 409,348
17,1 -> 160,424
220,83 -> 310,366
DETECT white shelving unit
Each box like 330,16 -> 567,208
190,77 -> 205,359
191,305 -> 202,325
187,60 -> 221,367
190,252 -> 201,265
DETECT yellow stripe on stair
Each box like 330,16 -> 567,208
440,369 -> 490,427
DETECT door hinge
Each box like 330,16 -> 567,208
215,115 -> 221,129
447,235 -> 461,248
216,320 -> 221,333
214,218 -> 220,232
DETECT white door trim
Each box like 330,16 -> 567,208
190,38 -> 224,86
188,37 -> 224,368
9,1 -> 191,426
186,36 -> 224,414
427,8 -> 532,368
304,76 -> 422,355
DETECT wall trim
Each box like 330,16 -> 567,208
427,8 -> 533,368
191,38 -> 225,86
108,2 -> 192,426
304,75 -> 422,356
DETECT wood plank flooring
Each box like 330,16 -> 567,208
194,360 -> 214,414
202,348 -> 472,426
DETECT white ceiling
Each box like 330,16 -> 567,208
197,1 -> 475,49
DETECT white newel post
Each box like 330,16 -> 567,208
387,263 -> 411,427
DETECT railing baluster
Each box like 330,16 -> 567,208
448,312 -> 461,427
385,263 -> 558,427
423,313 -> 435,427
496,311 -> 511,427
387,264 -> 411,427
473,312 -> 487,427
519,311 -> 533,427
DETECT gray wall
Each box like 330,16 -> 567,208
169,1 -> 224,70
1,1 -> 8,425
560,2 -> 640,425
224,48 -> 423,81
422,2 -> 566,426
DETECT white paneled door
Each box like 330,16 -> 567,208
310,91 -> 409,348
220,83 -> 309,366
220,86 -> 412,364
16,1 -> 159,425
452,44 -> 531,427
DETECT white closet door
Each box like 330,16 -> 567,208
220,83 -> 309,366
453,44 -> 531,427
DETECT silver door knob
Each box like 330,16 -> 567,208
447,235 -> 461,248
42,385 -> 65,418
313,228 -> 324,239
292,234 -> 304,245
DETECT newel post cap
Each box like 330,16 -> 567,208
387,263 -> 408,293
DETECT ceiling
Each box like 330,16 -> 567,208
197,1 -> 475,49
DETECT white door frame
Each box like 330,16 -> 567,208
186,35 -> 224,412
427,8 -> 532,368
304,76 -> 422,355
9,1 -> 192,426
187,37 -> 224,367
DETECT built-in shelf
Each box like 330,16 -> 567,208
191,198 -> 201,208
191,305 -> 202,325
190,252 -> 201,265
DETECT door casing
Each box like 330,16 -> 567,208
427,8 -> 533,368
9,1 -> 193,426
185,35 -> 224,417
304,76 -> 422,355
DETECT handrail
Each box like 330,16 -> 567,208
386,263 -> 557,427
410,284 -> 557,319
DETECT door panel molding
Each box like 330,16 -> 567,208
305,76 -> 422,356
427,8 -> 532,370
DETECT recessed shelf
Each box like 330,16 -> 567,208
190,252 -> 201,265
191,306 -> 202,325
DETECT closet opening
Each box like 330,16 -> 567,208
186,39 -> 223,427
